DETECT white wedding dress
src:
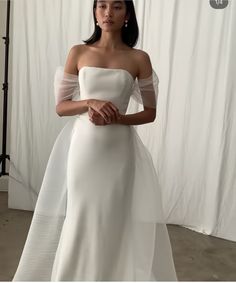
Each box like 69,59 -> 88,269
13,66 -> 177,281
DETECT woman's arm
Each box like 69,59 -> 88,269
116,50 -> 157,126
116,107 -> 156,125
56,45 -> 118,118
56,45 -> 88,117
56,99 -> 90,117
55,46 -> 94,117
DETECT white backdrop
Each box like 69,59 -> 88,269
8,0 -> 236,242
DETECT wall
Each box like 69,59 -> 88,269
0,0 -> 12,191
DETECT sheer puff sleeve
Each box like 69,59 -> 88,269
54,66 -> 80,106
131,69 -> 159,109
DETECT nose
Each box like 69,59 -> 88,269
105,6 -> 113,17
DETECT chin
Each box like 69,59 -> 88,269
102,26 -> 122,32
103,28 -> 116,32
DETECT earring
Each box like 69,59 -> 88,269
96,21 -> 99,26
125,20 -> 128,28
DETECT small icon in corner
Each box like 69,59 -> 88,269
210,0 -> 229,9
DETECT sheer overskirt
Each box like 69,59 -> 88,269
13,119 -> 177,281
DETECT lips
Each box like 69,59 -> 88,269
103,20 -> 114,24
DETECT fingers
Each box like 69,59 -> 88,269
89,108 -> 107,124
89,116 -> 107,126
89,100 -> 120,124
100,102 -> 119,123
88,106 -> 96,116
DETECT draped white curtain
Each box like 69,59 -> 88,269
8,0 -> 236,242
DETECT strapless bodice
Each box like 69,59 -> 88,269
73,66 -> 135,115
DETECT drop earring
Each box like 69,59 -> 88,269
125,20 -> 128,28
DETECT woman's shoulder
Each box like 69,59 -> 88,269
130,48 -> 152,79
70,44 -> 87,53
66,44 -> 89,63
130,48 -> 150,60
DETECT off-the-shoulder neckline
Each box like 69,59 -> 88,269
59,65 -> 156,82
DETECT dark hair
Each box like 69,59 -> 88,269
83,0 -> 139,47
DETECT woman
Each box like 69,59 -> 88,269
13,0 -> 178,281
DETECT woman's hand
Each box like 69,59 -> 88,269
87,99 -> 120,124
88,107 -> 121,126
88,107 -> 107,126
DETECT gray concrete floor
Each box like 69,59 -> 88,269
1,191 -> 236,281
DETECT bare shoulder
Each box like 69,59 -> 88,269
72,44 -> 88,51
131,48 -> 152,79
131,48 -> 149,58
67,44 -> 87,59
64,44 -> 87,75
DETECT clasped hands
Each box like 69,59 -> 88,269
88,99 -> 122,126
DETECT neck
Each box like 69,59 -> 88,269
96,31 -> 124,50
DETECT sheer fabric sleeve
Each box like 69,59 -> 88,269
54,66 -> 80,106
131,69 -> 159,109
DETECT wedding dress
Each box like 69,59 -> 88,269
12,66 -> 178,281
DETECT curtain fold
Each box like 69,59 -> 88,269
8,0 -> 236,242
